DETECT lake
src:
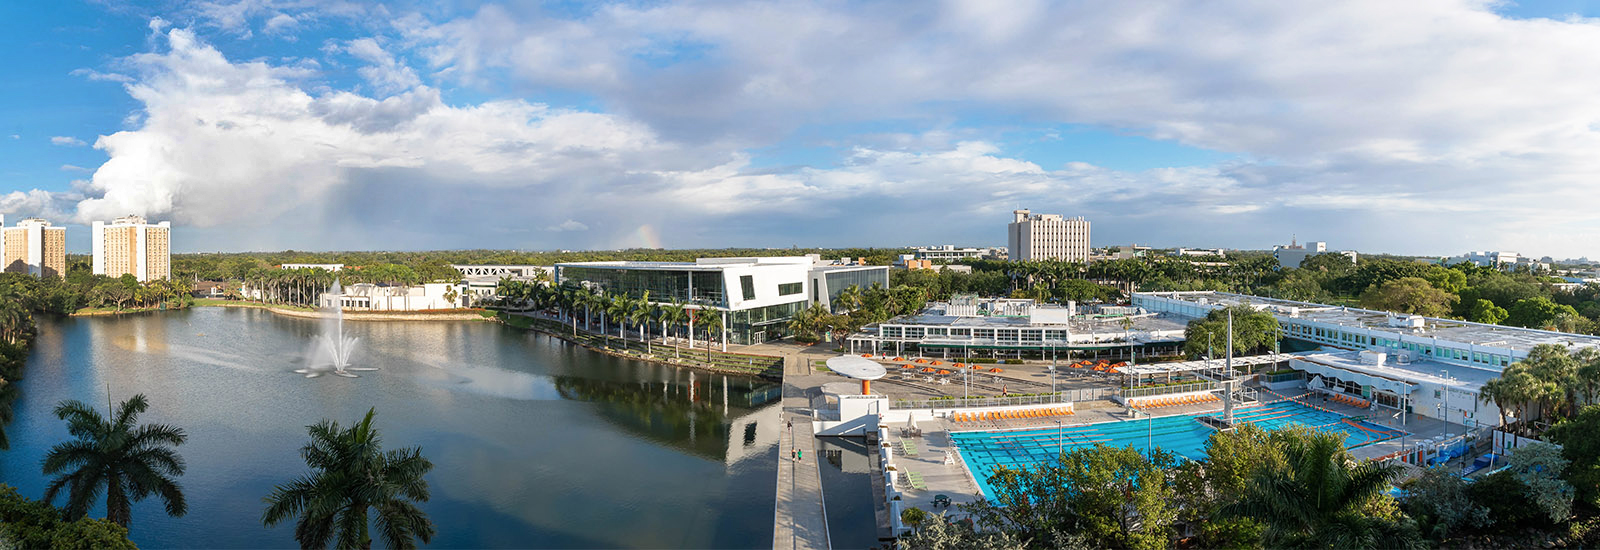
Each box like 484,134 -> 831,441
0,307 -> 781,548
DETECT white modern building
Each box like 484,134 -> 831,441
1133,291 -> 1600,424
92,215 -> 171,282
320,282 -> 468,311
846,296 -> 1188,358
914,245 -> 1002,261
1007,209 -> 1091,262
1,216 -> 66,278
1446,251 -> 1547,271
1272,238 -> 1356,268
280,263 -> 344,271
555,255 -> 889,345
1172,248 -> 1227,257
452,265 -> 555,306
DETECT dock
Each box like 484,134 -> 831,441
773,370 -> 831,550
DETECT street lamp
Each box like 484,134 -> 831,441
1055,419 -> 1063,458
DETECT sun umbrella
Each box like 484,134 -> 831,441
938,370 -> 951,375
989,367 -> 1003,373
922,367 -> 936,373
900,364 -> 916,369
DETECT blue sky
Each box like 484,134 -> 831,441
4,1 -> 1600,258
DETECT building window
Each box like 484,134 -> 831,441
778,282 -> 802,296
740,275 -> 756,301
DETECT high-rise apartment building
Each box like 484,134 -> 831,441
1007,209 -> 1091,262
92,215 -> 171,282
0,216 -> 67,278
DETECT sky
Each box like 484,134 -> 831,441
3,0 -> 1600,257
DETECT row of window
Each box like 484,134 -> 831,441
1287,323 -> 1512,367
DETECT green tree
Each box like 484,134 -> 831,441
977,445 -> 1178,550
1505,442 -> 1574,523
1358,277 -> 1456,317
1182,304 -> 1281,359
1421,266 -> 1467,294
1506,297 -> 1581,330
1222,429 -> 1418,549
41,394 -> 187,529
1399,467 -> 1491,540
262,408 -> 435,549
1545,404 -> 1600,506
899,510 -> 1033,549
0,484 -> 136,550
1467,298 -> 1508,325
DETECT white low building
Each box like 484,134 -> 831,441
320,282 -> 468,311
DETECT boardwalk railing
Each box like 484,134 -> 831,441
889,389 -> 1110,410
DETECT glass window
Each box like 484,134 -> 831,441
778,282 -> 802,296
740,275 -> 756,300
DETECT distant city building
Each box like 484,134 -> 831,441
92,215 -> 172,282
0,216 -> 66,278
321,282 -> 469,311
1445,251 -> 1546,271
1107,244 -> 1152,260
555,255 -> 888,345
914,245 -> 1004,261
1172,248 -> 1227,257
1272,238 -> 1356,268
845,295 -> 1187,357
1007,209 -> 1091,262
894,255 -> 974,273
280,263 -> 344,271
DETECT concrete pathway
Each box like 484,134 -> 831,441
773,373 -> 831,550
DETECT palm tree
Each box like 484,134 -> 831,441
1223,429 -> 1402,548
836,285 -> 864,313
662,301 -> 688,358
263,408 -> 434,550
697,309 -> 723,354
42,394 -> 187,529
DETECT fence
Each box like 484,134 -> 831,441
1121,381 -> 1218,400
889,389 -> 1110,410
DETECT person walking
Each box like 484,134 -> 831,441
797,448 -> 803,462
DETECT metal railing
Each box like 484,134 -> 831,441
889,389 -> 1110,410
1122,381 -> 1218,399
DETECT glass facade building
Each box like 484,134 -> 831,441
558,266 -> 727,307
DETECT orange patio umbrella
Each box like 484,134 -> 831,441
969,365 -> 983,370
861,354 -> 873,358
989,367 -> 1004,373
900,364 -> 916,369
938,370 -> 952,375
921,367 -> 936,373
893,357 -> 904,361
931,361 -> 943,366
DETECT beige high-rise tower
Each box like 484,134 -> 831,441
1008,209 -> 1091,262
1,216 -> 67,278
92,215 -> 171,282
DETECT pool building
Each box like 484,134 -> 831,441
1132,291 -> 1600,425
846,296 -> 1188,358
556,256 -> 888,345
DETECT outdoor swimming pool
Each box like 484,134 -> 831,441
951,400 -> 1407,498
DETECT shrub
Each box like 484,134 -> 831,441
1004,359 -> 1024,364
901,506 -> 928,527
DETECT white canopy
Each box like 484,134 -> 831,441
826,356 -> 887,380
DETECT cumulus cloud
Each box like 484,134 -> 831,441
50,136 -> 86,146
545,220 -> 589,232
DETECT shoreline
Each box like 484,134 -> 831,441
491,312 -> 785,380
71,301 -> 489,321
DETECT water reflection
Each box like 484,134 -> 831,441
0,308 -> 778,548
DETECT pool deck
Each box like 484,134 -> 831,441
774,373 -> 831,550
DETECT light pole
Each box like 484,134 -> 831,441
1055,419 -> 1063,458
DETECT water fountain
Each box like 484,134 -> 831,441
295,279 -> 377,378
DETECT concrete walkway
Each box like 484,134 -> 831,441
774,371 -> 831,550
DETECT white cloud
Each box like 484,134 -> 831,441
70,68 -> 133,83
50,136 -> 86,146
341,38 -> 422,93
60,164 -> 90,172
545,220 -> 589,232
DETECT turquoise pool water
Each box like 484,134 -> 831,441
951,400 -> 1406,498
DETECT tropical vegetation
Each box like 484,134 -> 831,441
263,408 -> 435,550
41,393 -> 188,530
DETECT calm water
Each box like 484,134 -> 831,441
0,308 -> 781,548
816,438 -> 879,549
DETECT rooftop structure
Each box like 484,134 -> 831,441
555,255 -> 888,345
92,215 -> 171,282
846,296 -> 1187,357
0,216 -> 66,278
1172,247 -> 1227,257
281,263 -> 344,271
1290,349 -> 1500,427
1445,251 -> 1547,271
914,245 -> 1002,261
1008,209 -> 1090,263
1133,291 -> 1600,371
1271,237 -> 1356,268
